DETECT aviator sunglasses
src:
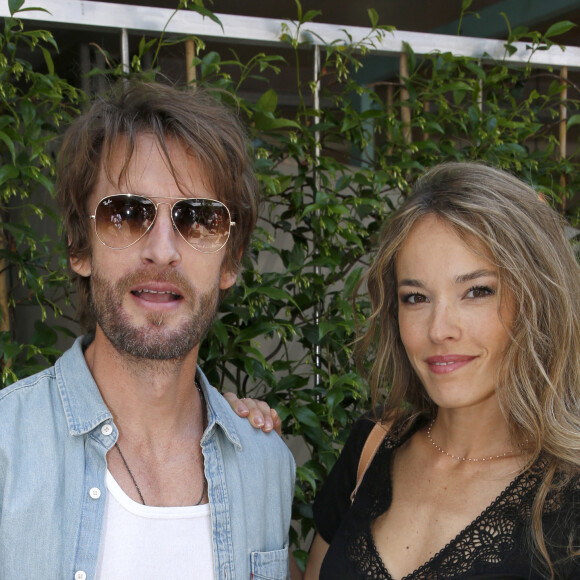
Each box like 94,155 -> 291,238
90,194 -> 235,253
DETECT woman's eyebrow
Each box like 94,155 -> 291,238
397,269 -> 497,289
455,269 -> 498,284
397,278 -> 425,289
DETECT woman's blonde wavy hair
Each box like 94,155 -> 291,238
356,161 -> 580,576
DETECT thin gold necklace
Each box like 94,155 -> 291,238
426,419 -> 516,462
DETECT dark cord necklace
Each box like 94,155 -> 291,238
115,441 -> 146,504
115,380 -> 207,506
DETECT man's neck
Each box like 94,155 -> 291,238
84,328 -> 208,507
84,327 -> 202,444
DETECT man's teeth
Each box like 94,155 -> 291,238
433,361 -> 455,365
136,289 -> 179,296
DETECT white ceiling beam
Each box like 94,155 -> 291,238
2,0 -> 580,69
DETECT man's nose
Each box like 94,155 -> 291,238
138,203 -> 181,266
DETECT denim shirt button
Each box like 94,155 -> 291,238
74,572 -> 87,580
89,487 -> 101,499
101,424 -> 113,436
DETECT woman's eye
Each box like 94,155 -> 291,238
402,293 -> 428,304
466,285 -> 495,299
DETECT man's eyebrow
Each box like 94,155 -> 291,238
455,269 -> 498,284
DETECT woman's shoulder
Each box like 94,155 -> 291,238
344,409 -> 426,467
348,412 -> 380,447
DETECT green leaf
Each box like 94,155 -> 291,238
303,9 -> 321,22
343,268 -> 363,299
31,320 -> 58,348
326,389 -> 345,412
210,318 -> 229,346
367,8 -> 379,29
8,0 -> 24,15
34,172 -> 54,194
318,321 -> 336,341
296,464 -> 318,492
544,21 -> 576,39
246,286 -> 293,302
294,406 -> 321,429
40,46 -> 55,75
0,164 -> 19,185
425,121 -> 445,135
20,100 -> 35,125
187,5 -> 224,31
253,112 -> 299,131
0,116 -> 15,130
255,89 -> 278,114
567,114 -> 580,129
1,339 -> 21,360
294,0 -> 303,21
0,131 -> 16,163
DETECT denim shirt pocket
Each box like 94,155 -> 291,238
250,545 -> 289,580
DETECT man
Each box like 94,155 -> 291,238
0,81 -> 295,579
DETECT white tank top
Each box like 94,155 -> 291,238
95,470 -> 215,579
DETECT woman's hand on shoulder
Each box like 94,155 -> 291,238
223,392 -> 282,435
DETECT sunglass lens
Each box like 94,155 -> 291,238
95,195 -> 155,249
172,199 -> 231,252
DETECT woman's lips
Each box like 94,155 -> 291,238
425,355 -> 476,374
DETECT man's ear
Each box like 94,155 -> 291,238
219,267 -> 237,291
70,253 -> 91,278
219,247 -> 243,290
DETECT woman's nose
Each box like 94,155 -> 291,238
428,302 -> 461,343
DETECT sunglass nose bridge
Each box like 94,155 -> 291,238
150,200 -> 178,231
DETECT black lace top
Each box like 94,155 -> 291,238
313,416 -> 579,579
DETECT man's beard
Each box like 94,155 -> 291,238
90,267 -> 219,360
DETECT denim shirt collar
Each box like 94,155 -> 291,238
55,335 -> 242,450
56,336 -> 112,436
196,369 -> 243,451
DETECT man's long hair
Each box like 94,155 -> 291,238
57,80 -> 258,329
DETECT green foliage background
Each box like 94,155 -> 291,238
1,0 -> 579,560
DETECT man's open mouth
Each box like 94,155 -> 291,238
131,289 -> 182,302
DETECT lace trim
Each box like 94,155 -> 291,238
345,428 -> 553,580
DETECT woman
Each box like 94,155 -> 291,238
228,162 -> 580,579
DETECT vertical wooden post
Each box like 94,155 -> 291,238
0,221 -> 11,376
423,101 -> 430,141
477,60 -> 484,113
186,40 -> 196,84
386,84 -> 394,155
559,66 -> 568,198
399,52 -> 411,145
0,230 -> 9,334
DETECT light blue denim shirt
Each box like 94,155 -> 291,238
0,336 -> 295,580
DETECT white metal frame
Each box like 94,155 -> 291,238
2,0 -> 580,70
